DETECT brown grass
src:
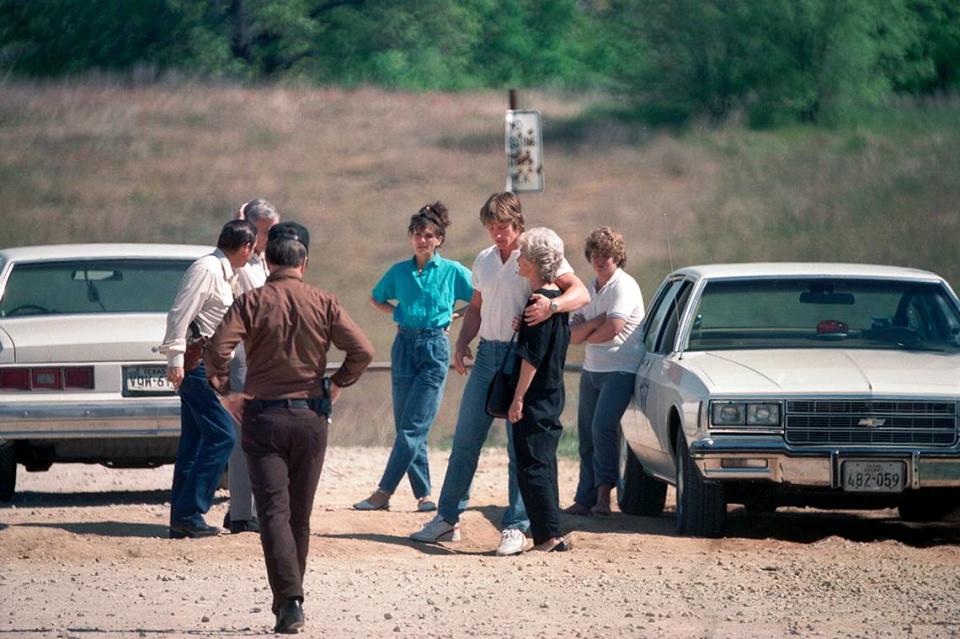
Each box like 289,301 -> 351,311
2,82 -> 955,445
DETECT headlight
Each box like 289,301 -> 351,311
712,402 -> 746,425
746,403 -> 780,425
711,401 -> 781,428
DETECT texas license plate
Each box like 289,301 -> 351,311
123,365 -> 176,395
841,460 -> 906,493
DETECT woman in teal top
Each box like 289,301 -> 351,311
355,202 -> 473,512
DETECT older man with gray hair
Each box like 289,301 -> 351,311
224,198 -> 281,534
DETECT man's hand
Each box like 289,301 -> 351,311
453,341 -> 473,375
329,382 -> 343,405
523,293 -> 553,326
570,312 -> 585,327
220,392 -> 249,424
166,366 -> 184,389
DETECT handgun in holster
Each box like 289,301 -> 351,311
308,377 -> 333,424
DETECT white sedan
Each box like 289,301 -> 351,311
0,243 -> 210,500
619,263 -> 960,537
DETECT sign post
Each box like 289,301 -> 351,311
505,106 -> 543,193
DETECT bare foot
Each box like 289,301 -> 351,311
562,503 -> 592,517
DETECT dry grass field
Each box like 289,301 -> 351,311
2,82 -> 957,446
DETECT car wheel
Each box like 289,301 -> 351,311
617,427 -> 667,516
0,442 -> 16,502
898,499 -> 955,523
675,430 -> 726,537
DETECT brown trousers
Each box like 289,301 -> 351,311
242,405 -> 328,612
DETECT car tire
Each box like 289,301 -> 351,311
675,430 -> 726,537
617,427 -> 667,516
0,442 -> 16,502
898,499 -> 955,523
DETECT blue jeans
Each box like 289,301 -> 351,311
379,327 -> 450,497
438,339 -> 529,531
170,363 -> 236,526
574,370 -> 636,507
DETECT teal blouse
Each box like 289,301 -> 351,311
372,253 -> 473,329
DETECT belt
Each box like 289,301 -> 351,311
248,398 -> 312,410
397,326 -> 447,336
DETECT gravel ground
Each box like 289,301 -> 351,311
1,446 -> 959,638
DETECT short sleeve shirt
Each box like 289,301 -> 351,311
372,253 -> 473,329
581,268 -> 646,373
472,245 -> 573,342
515,288 -> 570,390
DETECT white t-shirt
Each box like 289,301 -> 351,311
473,245 -> 573,342
581,268 -> 646,373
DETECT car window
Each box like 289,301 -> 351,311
0,259 -> 194,317
642,278 -> 683,352
654,280 -> 694,354
686,278 -> 960,352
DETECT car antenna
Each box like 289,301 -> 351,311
662,211 -> 686,360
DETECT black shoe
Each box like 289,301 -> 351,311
229,517 -> 260,534
274,598 -> 304,634
169,520 -> 221,539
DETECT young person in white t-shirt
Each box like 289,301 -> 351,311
410,192 -> 589,555
565,227 -> 645,516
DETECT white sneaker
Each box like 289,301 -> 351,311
495,528 -> 527,556
410,514 -> 461,542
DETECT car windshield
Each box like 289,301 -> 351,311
686,278 -> 960,352
0,258 -> 193,317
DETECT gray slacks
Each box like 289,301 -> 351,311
227,343 -> 257,522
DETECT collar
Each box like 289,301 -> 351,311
266,269 -> 304,282
412,252 -> 442,270
213,248 -> 236,280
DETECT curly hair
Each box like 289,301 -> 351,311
408,201 -> 451,244
518,227 -> 565,283
583,226 -> 626,268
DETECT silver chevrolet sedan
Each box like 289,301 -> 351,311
0,243 -> 209,500
619,263 -> 960,537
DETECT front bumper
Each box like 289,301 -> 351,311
690,438 -> 960,489
0,399 -> 181,438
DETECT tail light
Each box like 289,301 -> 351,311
0,366 -> 95,390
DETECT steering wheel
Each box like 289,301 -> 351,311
5,304 -> 53,316
872,325 -> 923,345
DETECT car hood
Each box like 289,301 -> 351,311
684,349 -> 960,396
0,314 -> 168,363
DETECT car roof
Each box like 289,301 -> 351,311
672,262 -> 944,283
0,243 -> 212,262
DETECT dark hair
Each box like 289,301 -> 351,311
408,201 -> 451,244
266,238 -> 307,267
217,219 -> 257,252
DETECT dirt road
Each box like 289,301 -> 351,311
2,446 -> 959,638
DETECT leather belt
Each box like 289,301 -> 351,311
248,398 -> 311,410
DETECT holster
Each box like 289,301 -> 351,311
308,377 -> 333,422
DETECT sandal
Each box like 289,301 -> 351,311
562,503 -> 592,517
353,489 -> 391,511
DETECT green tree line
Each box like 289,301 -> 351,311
1,0 -> 958,125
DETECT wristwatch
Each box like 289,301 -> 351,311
549,300 -> 559,314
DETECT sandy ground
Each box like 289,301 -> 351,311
2,446 -> 960,638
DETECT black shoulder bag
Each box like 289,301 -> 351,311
485,330 -> 520,419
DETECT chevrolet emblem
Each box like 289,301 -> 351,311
858,417 -> 886,427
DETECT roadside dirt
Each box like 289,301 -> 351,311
1,446 -> 959,638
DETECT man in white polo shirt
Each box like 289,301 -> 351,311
411,191 -> 589,555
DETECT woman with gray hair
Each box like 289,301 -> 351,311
507,227 -> 572,552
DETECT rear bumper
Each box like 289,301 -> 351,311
0,399 -> 181,438
690,439 -> 960,488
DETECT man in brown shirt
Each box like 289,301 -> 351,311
206,221 -> 374,634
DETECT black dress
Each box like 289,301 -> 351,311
512,288 -> 570,545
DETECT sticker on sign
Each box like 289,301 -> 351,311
505,110 -> 543,192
